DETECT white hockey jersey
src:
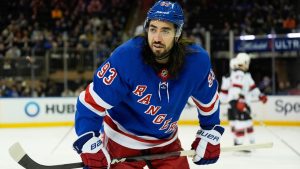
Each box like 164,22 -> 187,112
219,75 -> 231,103
227,70 -> 261,104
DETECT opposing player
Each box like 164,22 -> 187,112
219,58 -> 237,134
227,53 -> 267,148
72,1 -> 224,168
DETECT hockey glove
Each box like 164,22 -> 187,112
191,125 -> 224,165
259,94 -> 268,104
73,131 -> 111,169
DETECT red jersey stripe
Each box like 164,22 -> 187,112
84,84 -> 106,112
104,116 -> 176,144
192,94 -> 219,113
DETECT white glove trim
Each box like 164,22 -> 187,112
101,146 -> 111,169
81,132 -> 102,153
193,140 -> 207,162
196,128 -> 222,145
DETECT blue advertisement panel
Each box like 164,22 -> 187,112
235,37 -> 300,52
235,39 -> 271,52
274,38 -> 300,51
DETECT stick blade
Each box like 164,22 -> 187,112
9,142 -> 26,163
9,142 -> 84,169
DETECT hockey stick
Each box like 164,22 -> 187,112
9,142 -> 273,169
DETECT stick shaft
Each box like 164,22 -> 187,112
105,142 -> 274,164
9,142 -> 273,169
221,142 -> 273,152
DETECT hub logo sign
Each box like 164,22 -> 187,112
24,99 -> 76,118
45,104 -> 75,114
275,99 -> 300,116
24,101 -> 40,117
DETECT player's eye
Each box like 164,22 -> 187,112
149,28 -> 156,33
161,29 -> 170,35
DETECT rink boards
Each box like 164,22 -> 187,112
0,96 -> 299,128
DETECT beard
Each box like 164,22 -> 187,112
150,42 -> 169,60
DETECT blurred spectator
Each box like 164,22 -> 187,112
134,23 -> 144,36
51,5 -> 63,20
0,42 -> 5,58
87,0 -> 102,16
5,45 -> 21,59
282,15 -> 296,32
0,0 -> 298,97
259,76 -> 272,95
61,88 -> 74,97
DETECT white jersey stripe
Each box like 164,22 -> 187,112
192,90 -> 218,107
197,98 -> 219,116
103,115 -> 178,149
78,91 -> 106,117
192,91 -> 220,116
89,83 -> 113,109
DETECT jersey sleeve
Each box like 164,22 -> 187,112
247,73 -> 261,99
75,49 -> 130,135
191,64 -> 220,129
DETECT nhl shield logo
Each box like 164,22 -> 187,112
161,69 -> 168,77
158,68 -> 169,81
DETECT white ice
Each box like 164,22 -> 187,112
1,125 -> 300,169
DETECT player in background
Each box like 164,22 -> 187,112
227,53 -> 267,149
72,1 -> 224,169
219,58 -> 237,135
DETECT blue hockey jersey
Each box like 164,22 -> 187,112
75,37 -> 220,149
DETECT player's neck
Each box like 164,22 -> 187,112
155,56 -> 169,64
155,52 -> 170,64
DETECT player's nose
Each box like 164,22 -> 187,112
153,32 -> 163,41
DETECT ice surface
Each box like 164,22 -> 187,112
1,125 -> 299,169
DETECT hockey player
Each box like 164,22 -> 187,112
72,1 -> 224,168
219,58 -> 238,103
227,53 -> 267,149
220,58 -> 237,133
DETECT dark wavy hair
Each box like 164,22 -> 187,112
137,34 -> 195,79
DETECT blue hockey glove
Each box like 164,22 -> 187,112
73,131 -> 111,169
191,125 -> 224,165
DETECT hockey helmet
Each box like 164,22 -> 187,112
235,53 -> 251,71
144,0 -> 184,38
